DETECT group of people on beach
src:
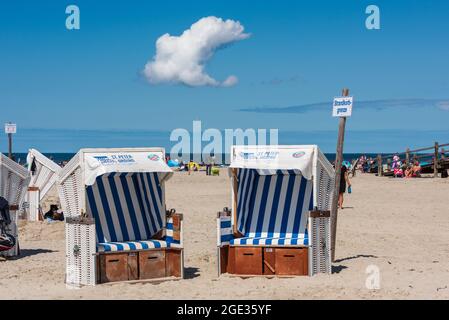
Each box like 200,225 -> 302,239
354,154 -> 424,178
356,155 -> 376,173
166,155 -> 217,176
390,155 -> 422,178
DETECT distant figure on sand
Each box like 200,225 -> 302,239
338,163 -> 351,209
205,154 -> 215,176
392,155 -> 403,178
412,161 -> 422,177
44,205 -> 64,222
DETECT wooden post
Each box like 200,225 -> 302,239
377,154 -> 382,176
434,142 -> 439,177
231,168 -> 240,236
8,132 -> 12,159
330,88 -> 349,263
405,148 -> 410,165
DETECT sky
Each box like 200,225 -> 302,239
0,0 -> 448,153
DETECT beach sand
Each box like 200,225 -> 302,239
1,171 -> 449,299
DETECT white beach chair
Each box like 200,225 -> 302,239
0,153 -> 31,257
58,148 -> 184,286
25,149 -> 61,221
217,145 -> 334,276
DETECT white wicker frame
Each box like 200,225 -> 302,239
65,217 -> 96,286
0,153 -> 31,257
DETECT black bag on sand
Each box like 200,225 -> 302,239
0,196 -> 16,252
0,197 -> 11,225
442,169 -> 448,178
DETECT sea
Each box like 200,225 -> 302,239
11,152 -> 380,166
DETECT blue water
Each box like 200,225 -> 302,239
10,152 -> 380,166
2,128 -> 447,165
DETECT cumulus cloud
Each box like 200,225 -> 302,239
143,16 -> 250,87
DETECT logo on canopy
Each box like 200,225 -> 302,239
238,151 -> 278,161
292,151 -> 306,159
148,154 -> 160,161
93,154 -> 136,165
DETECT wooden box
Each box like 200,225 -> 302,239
166,249 -> 182,277
234,247 -> 263,275
99,252 -> 138,283
139,250 -> 166,280
275,248 -> 308,276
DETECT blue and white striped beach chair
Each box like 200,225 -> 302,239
59,148 -> 183,286
217,145 -> 334,276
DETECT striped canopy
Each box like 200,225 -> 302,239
235,169 -> 313,239
86,172 -> 166,243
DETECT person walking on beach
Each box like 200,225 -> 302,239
205,154 -> 215,176
338,163 -> 351,209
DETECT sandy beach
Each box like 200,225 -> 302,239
1,170 -> 449,300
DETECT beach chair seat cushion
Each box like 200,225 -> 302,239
229,235 -> 308,246
97,239 -> 169,252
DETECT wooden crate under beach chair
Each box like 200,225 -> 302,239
60,148 -> 184,286
217,145 -> 333,277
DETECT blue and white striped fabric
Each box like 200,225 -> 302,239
235,169 -> 313,240
166,216 -> 181,247
230,235 -> 308,246
86,172 -> 166,244
97,240 -> 168,252
217,216 -> 233,245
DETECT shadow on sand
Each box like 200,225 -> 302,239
334,254 -> 378,264
16,248 -> 56,259
183,267 -> 200,279
331,265 -> 348,274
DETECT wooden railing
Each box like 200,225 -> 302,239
376,142 -> 449,177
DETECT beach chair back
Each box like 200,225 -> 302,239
27,149 -> 61,200
0,154 -> 30,207
86,172 -> 166,243
235,169 -> 313,239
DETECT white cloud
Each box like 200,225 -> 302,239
222,75 -> 239,87
143,16 -> 250,87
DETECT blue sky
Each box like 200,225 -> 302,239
1,0 -> 448,152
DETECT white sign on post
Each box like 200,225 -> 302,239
332,96 -> 353,117
5,123 -> 17,134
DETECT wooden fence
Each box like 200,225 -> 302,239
375,142 -> 449,177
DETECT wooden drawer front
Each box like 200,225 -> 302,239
263,248 -> 276,275
219,246 -> 229,274
166,249 -> 182,277
275,248 -> 308,276
234,247 -> 263,275
100,253 -> 130,283
227,246 -> 236,274
139,250 -> 166,280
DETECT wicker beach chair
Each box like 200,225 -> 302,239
58,148 -> 183,286
25,149 -> 61,221
0,153 -> 31,257
217,145 -> 334,276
